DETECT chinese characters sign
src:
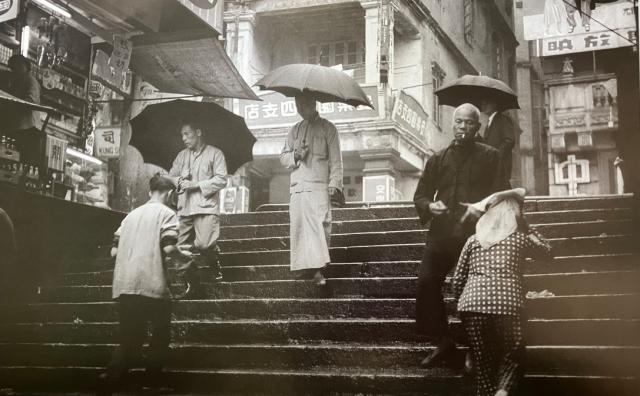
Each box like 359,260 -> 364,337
94,127 -> 121,159
109,35 -> 133,87
523,1 -> 636,56
238,85 -> 380,129
537,27 -> 636,56
46,135 -> 67,172
391,90 -> 429,141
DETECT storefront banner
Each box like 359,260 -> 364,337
238,85 -> 380,129
94,127 -> 121,159
536,27 -> 636,56
391,90 -> 428,141
0,0 -> 19,23
523,1 -> 635,40
130,31 -> 258,100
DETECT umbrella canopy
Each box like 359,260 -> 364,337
435,75 -> 520,111
255,64 -> 374,108
129,100 -> 256,174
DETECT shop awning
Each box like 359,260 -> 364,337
130,30 -> 260,100
0,89 -> 59,114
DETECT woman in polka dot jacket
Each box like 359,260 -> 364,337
453,190 -> 552,396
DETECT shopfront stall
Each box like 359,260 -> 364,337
0,0 -> 257,293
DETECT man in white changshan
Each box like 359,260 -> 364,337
280,92 -> 343,285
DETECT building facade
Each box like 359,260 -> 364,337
517,0 -> 638,197
224,0 -> 517,208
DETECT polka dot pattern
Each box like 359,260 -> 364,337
453,229 -> 552,316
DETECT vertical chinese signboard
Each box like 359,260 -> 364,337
391,90 -> 429,141
523,1 -> 637,56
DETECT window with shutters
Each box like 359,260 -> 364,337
307,41 -> 365,67
463,0 -> 474,45
492,33 -> 503,80
431,62 -> 446,127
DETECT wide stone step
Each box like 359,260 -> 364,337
60,254 -> 638,286
254,196 -> 633,214
1,318 -> 637,346
3,294 -> 638,324
0,366 -> 637,396
219,221 -> 633,252
38,271 -> 640,302
220,217 -> 632,241
221,196 -> 632,227
219,235 -> 634,267
0,343 -> 637,377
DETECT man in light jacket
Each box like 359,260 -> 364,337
169,121 -> 228,298
280,92 -> 343,285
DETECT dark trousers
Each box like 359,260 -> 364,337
416,237 -> 466,339
462,313 -> 525,396
106,295 -> 171,382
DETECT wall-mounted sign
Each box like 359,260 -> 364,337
0,0 -> 18,23
46,134 -> 67,171
523,1 -> 636,56
391,90 -> 429,141
238,85 -> 380,129
536,27 -> 636,56
94,127 -> 121,159
363,174 -> 394,202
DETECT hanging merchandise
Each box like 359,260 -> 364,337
35,15 -> 70,68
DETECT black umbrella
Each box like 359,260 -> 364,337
435,75 -> 520,111
129,99 -> 256,174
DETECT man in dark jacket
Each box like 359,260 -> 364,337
478,99 -> 516,183
413,103 -> 508,368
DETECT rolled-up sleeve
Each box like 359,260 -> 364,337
160,213 -> 179,248
198,150 -> 228,198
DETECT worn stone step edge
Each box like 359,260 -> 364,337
219,218 -> 633,240
3,294 -> 638,324
42,270 -> 640,302
0,365 -> 637,396
0,343 -> 637,376
1,318 -> 638,347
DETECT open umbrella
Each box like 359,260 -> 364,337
255,64 -> 374,108
435,75 -> 520,111
129,100 -> 256,174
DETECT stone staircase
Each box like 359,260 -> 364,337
0,196 -> 638,395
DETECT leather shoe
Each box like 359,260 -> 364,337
420,340 -> 456,368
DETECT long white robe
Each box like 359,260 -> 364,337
280,113 -> 343,271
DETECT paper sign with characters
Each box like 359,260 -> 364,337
523,0 -> 636,56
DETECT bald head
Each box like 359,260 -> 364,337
452,103 -> 481,145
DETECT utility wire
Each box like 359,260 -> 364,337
560,0 -> 637,46
92,94 -> 212,103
